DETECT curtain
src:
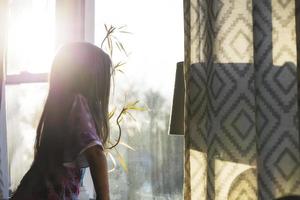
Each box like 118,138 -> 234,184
0,0 -> 7,112
183,0 -> 300,199
0,1 -> 9,199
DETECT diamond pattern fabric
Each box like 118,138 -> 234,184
183,0 -> 300,199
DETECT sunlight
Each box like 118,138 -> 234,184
6,83 -> 48,190
215,159 -> 254,200
272,0 -> 297,66
189,150 -> 207,200
188,150 -> 256,200
6,0 -> 55,191
7,0 -> 55,74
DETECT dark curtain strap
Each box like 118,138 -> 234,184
169,62 -> 185,135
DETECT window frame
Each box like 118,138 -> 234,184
1,0 -> 184,198
0,0 -> 96,197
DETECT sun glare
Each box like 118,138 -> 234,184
6,0 -> 55,190
7,0 -> 55,74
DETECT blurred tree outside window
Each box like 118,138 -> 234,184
92,0 -> 185,199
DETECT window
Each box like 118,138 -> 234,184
4,0 -> 184,199
7,0 -> 55,75
6,0 -> 55,191
89,0 -> 184,199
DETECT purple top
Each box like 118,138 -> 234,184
63,93 -> 104,168
47,93 -> 104,200
12,94 -> 104,200
13,94 -> 104,200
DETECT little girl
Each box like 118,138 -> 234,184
11,42 -> 111,200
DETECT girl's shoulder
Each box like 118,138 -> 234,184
64,93 -> 103,168
67,93 -> 95,132
71,93 -> 90,111
68,93 -> 94,121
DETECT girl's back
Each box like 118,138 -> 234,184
12,42 -> 111,200
12,93 -> 105,199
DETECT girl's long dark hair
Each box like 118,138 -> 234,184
12,42 -> 111,198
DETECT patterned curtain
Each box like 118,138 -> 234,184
183,0 -> 300,199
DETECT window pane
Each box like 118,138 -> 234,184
94,0 -> 184,199
7,0 -> 55,74
6,83 -> 48,190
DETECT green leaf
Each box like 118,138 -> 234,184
104,24 -> 108,31
126,111 -> 136,121
118,25 -> 127,29
115,39 -> 128,56
118,115 -> 124,123
115,148 -> 128,173
119,30 -> 132,34
117,69 -> 124,74
107,151 -> 117,173
125,100 -> 139,107
108,107 -> 116,120
119,141 -> 136,151
113,61 -> 126,69
125,100 -> 147,111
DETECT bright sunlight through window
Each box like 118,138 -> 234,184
7,0 -> 55,74
6,0 -> 54,191
5,1 -> 184,199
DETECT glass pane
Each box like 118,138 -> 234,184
6,83 -> 48,190
93,0 -> 184,199
7,0 -> 55,74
